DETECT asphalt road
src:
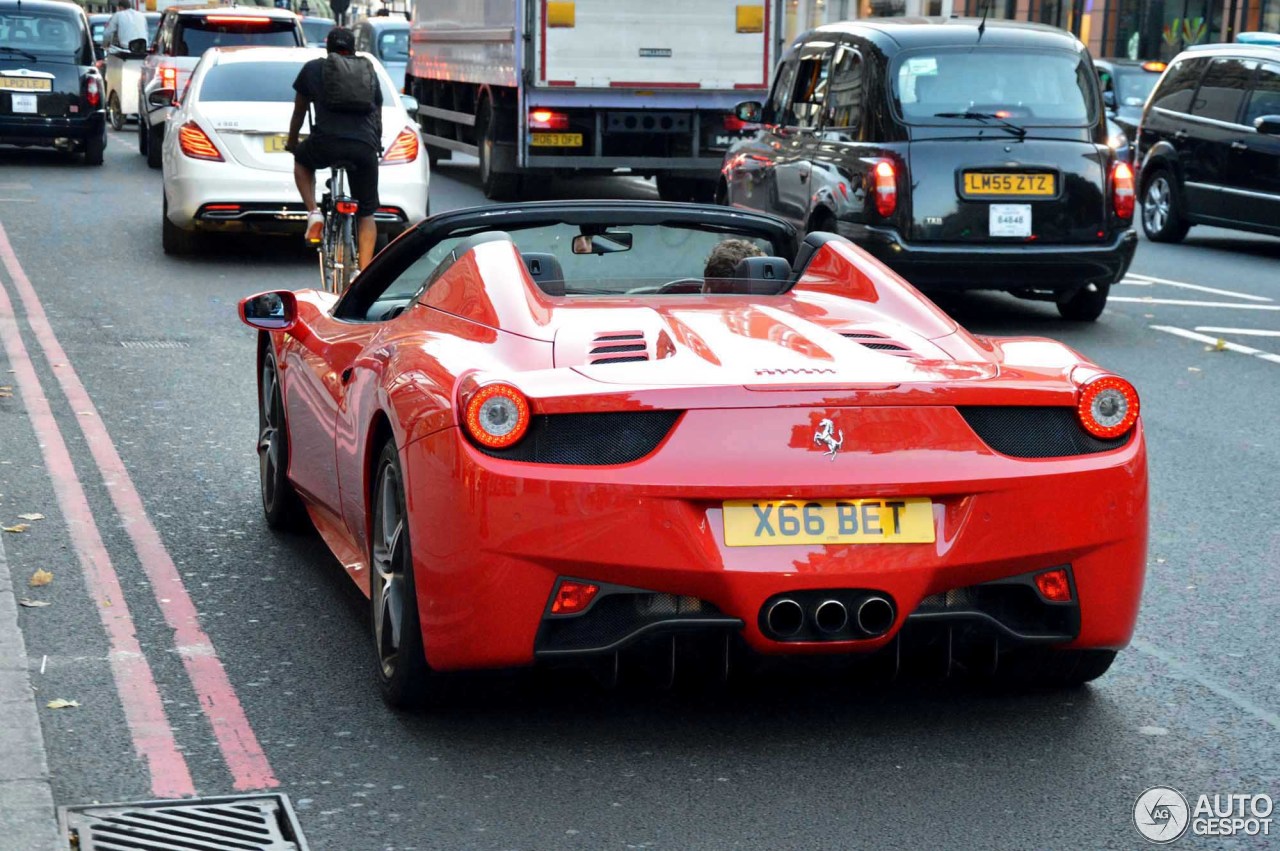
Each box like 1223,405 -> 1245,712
1,130 -> 1278,851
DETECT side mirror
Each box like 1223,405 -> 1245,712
1102,90 -> 1116,111
572,231 -> 634,255
399,94 -> 419,115
239,291 -> 298,332
147,87 -> 176,108
735,101 -> 763,123
1255,115 -> 1280,136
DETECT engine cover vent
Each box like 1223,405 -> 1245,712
590,331 -> 649,364
841,331 -> 914,356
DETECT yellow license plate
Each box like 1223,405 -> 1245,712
963,172 -> 1056,196
0,77 -> 52,92
530,132 -> 582,147
722,498 -> 935,547
264,134 -> 291,153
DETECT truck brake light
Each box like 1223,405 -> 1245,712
529,109 -> 569,130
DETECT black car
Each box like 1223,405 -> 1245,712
720,18 -> 1137,321
1095,58 -> 1166,139
0,0 -> 106,164
1136,44 -> 1280,242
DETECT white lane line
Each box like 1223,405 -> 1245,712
1194,327 -> 1280,338
1132,640 -> 1280,731
1151,325 -> 1280,364
1123,273 -> 1274,302
1112,296 -> 1280,310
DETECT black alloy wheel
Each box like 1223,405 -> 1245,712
1056,281 -> 1110,322
370,440 -> 432,709
1141,170 -> 1190,243
257,350 -> 305,529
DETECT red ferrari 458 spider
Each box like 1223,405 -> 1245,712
239,202 -> 1147,707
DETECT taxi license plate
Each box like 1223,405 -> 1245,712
264,134 -> 291,153
0,77 -> 52,92
11,94 -> 37,114
722,498 -> 934,547
530,132 -> 582,147
963,172 -> 1056,196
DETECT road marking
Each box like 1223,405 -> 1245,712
1122,273 -> 1273,302
1151,324 -> 1280,365
1111,296 -> 1280,311
1132,640 -> 1280,731
1194,327 -> 1280,338
0,267 -> 194,798
0,222 -> 278,792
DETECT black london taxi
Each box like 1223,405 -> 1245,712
1,0 -> 106,164
719,18 -> 1137,321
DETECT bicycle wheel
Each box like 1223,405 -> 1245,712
319,210 -> 340,294
337,214 -> 359,293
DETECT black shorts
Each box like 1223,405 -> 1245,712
295,136 -> 380,217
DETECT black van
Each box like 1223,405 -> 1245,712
719,18 -> 1137,321
1136,44 -> 1280,243
0,0 -> 106,164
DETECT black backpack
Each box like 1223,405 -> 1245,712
321,54 -> 376,114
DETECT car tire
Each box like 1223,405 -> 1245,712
257,349 -> 307,530
108,92 -> 124,132
994,648 -> 1117,689
1141,169 -> 1190,243
1056,282 -> 1110,322
83,129 -> 106,167
370,439 -> 434,710
477,100 -> 519,201
138,114 -> 147,155
147,122 -> 163,169
161,195 -> 198,256
426,145 -> 451,166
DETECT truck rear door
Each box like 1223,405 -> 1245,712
535,0 -> 771,91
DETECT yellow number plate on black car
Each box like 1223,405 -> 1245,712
723,498 -> 935,547
0,77 -> 52,92
530,132 -> 583,147
963,172 -> 1056,196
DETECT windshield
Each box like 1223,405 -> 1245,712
146,13 -> 160,43
894,49 -> 1097,125
0,10 -> 86,61
300,19 -> 333,45
173,18 -> 300,56
199,59 -> 397,103
377,29 -> 408,61
1115,70 -> 1160,107
380,224 -> 782,303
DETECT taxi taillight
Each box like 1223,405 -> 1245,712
873,160 -> 898,217
1112,160 -> 1135,221
84,75 -> 101,108
177,121 -> 222,162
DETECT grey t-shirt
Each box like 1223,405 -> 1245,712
293,55 -> 383,150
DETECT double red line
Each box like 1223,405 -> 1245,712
0,222 -> 275,796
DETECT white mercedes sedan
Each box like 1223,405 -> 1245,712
158,47 -> 429,255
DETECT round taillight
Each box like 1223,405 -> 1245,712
1077,375 -> 1139,439
463,383 -> 530,449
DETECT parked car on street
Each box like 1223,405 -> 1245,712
1136,43 -> 1280,242
719,18 -> 1137,321
138,4 -> 304,169
0,0 -> 106,164
355,17 -> 408,92
1095,58 -> 1165,139
238,200 -> 1149,707
159,47 -> 429,255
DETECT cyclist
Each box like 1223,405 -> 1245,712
285,28 -> 383,271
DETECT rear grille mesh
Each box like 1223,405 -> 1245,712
471,410 -> 681,465
591,332 -> 649,364
958,406 -> 1130,458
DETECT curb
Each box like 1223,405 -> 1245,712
0,531 -> 63,851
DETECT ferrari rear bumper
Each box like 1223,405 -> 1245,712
402,406 -> 1147,673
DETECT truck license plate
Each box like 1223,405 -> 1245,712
530,133 -> 582,147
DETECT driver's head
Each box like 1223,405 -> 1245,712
326,27 -> 356,55
703,239 -> 765,293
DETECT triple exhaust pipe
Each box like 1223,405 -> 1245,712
764,595 -> 895,640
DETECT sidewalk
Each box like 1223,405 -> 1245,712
0,532 -> 62,851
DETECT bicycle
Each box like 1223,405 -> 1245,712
315,162 -> 360,294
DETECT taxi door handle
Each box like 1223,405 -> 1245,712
1230,141 -> 1248,152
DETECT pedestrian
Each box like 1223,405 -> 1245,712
285,28 -> 384,274
101,0 -> 148,54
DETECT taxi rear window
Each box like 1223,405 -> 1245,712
173,17 -> 300,56
894,48 -> 1097,125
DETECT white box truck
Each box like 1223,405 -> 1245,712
406,0 -> 780,199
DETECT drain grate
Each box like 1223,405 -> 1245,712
119,340 -> 190,350
60,794 -> 309,850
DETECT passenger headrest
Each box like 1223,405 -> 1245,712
521,252 -> 565,297
732,256 -> 792,295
